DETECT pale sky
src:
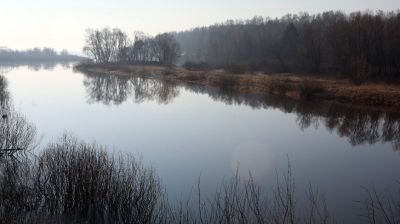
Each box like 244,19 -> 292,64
0,0 -> 399,53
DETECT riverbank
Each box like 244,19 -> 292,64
74,63 -> 400,111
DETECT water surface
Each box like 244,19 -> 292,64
2,63 -> 400,223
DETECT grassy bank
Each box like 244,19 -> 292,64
74,63 -> 400,112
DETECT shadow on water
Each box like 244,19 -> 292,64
81,71 -> 400,151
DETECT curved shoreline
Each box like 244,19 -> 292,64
74,63 -> 400,112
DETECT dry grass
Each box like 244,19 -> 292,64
74,63 -> 400,111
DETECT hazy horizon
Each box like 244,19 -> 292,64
1,0 -> 399,53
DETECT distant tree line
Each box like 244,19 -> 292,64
0,47 -> 84,62
174,10 -> 400,82
83,28 -> 181,66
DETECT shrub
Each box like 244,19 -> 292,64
0,135 -> 166,223
0,104 -> 37,159
0,134 -> 399,223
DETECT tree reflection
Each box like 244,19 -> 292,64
130,77 -> 179,104
0,61 -> 73,73
82,72 -> 179,105
184,83 -> 400,151
80,69 -> 400,150
84,74 -> 133,105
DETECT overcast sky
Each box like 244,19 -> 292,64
0,0 -> 399,53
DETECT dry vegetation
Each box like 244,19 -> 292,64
0,130 -> 399,223
1,135 -> 400,223
75,63 -> 400,112
0,135 -> 165,224
0,136 -> 336,224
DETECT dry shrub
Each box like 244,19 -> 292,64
0,102 -> 37,159
0,134 -> 166,224
1,134 -> 399,224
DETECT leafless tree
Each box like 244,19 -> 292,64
154,33 -> 181,66
83,28 -> 130,63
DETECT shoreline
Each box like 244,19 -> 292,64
74,63 -> 400,112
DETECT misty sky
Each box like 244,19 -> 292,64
1,0 -> 399,53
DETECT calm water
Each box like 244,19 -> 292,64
2,63 -> 400,223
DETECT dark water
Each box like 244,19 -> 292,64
2,63 -> 400,223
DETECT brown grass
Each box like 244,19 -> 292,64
74,63 -> 400,111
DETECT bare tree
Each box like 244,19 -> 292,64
83,28 -> 129,63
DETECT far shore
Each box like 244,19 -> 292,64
74,63 -> 400,112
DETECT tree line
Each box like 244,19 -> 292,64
0,47 -> 84,62
174,10 -> 400,82
83,28 -> 180,66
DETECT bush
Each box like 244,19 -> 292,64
1,134 -> 399,223
0,103 -> 37,159
1,135 -> 335,223
0,135 -> 166,223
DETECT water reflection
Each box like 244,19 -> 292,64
190,84 -> 400,150
82,71 -> 179,105
80,71 -> 400,151
0,61 -> 73,73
